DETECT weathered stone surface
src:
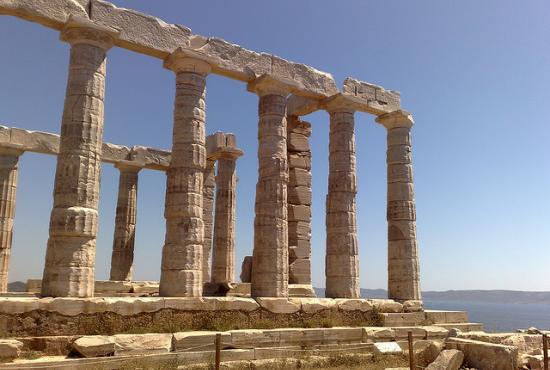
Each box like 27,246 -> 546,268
42,22 -> 115,298
0,148 -> 23,292
426,349 -> 463,370
172,331 -> 230,351
335,299 -> 373,312
288,284 -> 316,298
250,76 -> 289,298
290,298 -> 335,313
373,341 -> 402,355
342,77 -> 401,115
202,159 -> 215,283
414,340 -> 442,367
376,110 -> 420,301
91,0 -> 192,58
204,297 -> 259,311
380,312 -> 425,327
256,298 -> 300,314
72,335 -> 115,358
325,104 -> 359,299
446,338 -> 517,370
371,299 -> 403,313
0,0 -> 89,30
0,339 -> 22,362
363,328 -> 396,343
114,333 -> 172,355
160,55 -> 210,297
403,300 -> 423,312
240,256 -> 252,283
212,150 -> 242,284
109,162 -> 141,281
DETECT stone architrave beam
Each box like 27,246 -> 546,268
0,125 -> 225,171
288,78 -> 401,117
0,0 -> 338,99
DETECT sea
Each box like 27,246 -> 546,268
425,300 -> 550,332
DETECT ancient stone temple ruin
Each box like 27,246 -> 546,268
0,1 -> 490,367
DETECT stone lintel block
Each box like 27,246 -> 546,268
343,77 -> 401,113
256,298 -> 301,314
129,146 -> 170,170
1,0 -> 338,96
0,0 -> 89,30
287,95 -> 320,116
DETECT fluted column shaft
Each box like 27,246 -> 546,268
325,107 -> 360,298
109,162 -> 141,281
42,24 -> 115,297
249,77 -> 290,297
287,116 -> 312,285
202,159 -> 215,283
377,110 -> 421,301
211,155 -> 239,284
160,54 -> 211,297
0,147 -> 23,292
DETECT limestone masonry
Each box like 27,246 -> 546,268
0,2 -> 539,369
0,0 -> 418,301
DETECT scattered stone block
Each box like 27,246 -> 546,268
72,336 -> 115,358
414,340 -> 442,367
403,300 -> 423,312
446,337 -> 517,370
114,333 -> 172,355
0,340 -> 22,362
426,349 -> 464,370
373,341 -> 402,355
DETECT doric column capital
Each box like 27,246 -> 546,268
247,74 -> 292,97
210,148 -> 243,161
60,16 -> 117,50
0,144 -> 25,157
115,160 -> 143,173
164,48 -> 212,75
320,94 -> 358,114
376,110 -> 414,130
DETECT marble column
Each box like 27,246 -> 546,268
376,110 -> 421,301
248,75 -> 290,297
287,116 -> 312,285
159,52 -> 210,297
324,99 -> 360,298
41,21 -> 115,297
0,146 -> 24,293
109,161 -> 141,281
211,150 -> 242,284
202,159 -> 215,283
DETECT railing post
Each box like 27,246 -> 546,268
543,333 -> 548,370
408,331 -> 415,370
215,333 -> 221,370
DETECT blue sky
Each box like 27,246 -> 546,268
0,0 -> 549,291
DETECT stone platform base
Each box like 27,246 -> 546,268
25,280 -> 317,297
0,296 -> 480,338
